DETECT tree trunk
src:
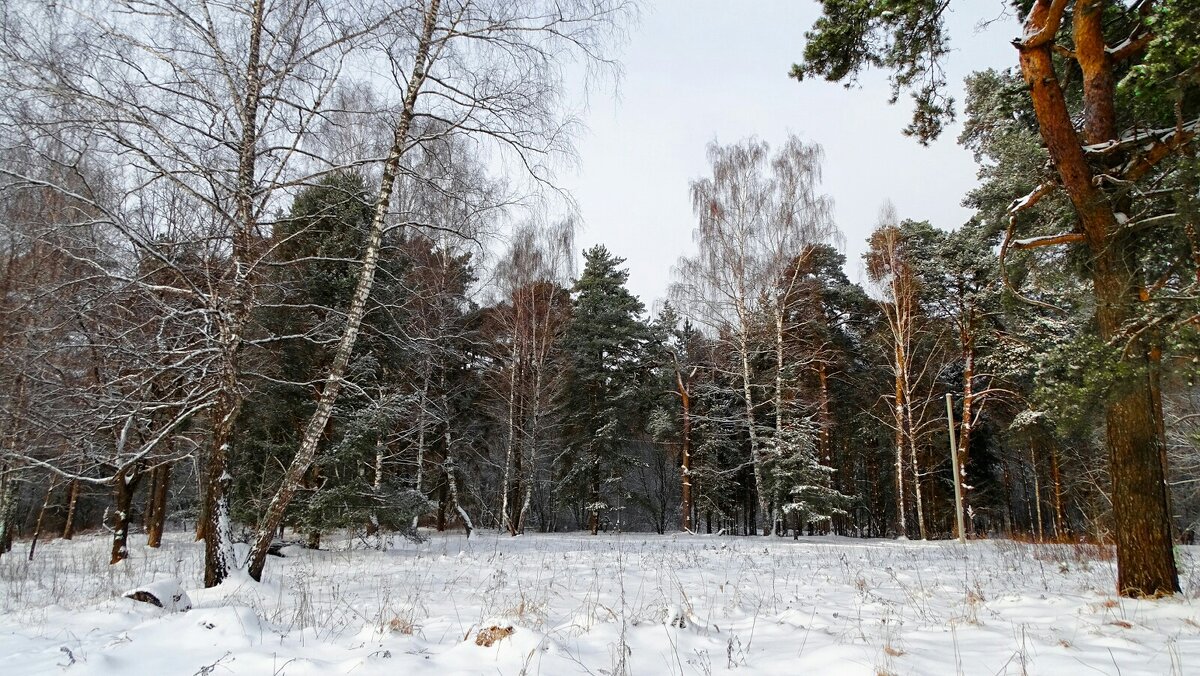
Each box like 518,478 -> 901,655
588,454 -> 601,535
816,360 -> 832,464
1050,445 -> 1067,539
435,386 -> 474,537
958,331 -> 976,536
900,355 -> 927,540
367,435 -> 384,537
110,467 -> 144,565
413,377 -> 429,531
907,418 -> 926,540
679,378 -> 693,532
436,479 -> 448,532
0,467 -> 16,555
245,0 -> 443,583
893,345 -> 908,537
203,0 -> 267,587
203,388 -> 239,586
194,453 -> 206,542
61,479 -> 80,540
772,305 -> 786,536
27,478 -> 57,561
738,321 -> 767,534
1017,0 -> 1179,596
442,416 -> 474,537
1030,445 -> 1044,542
146,462 -> 171,548
500,349 -> 519,533
510,402 -> 524,534
516,351 -> 547,535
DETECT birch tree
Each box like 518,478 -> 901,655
864,209 -> 952,540
487,220 -> 575,534
0,0 -> 404,583
672,135 -> 843,534
244,0 -> 631,580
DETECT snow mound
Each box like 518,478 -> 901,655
123,579 -> 192,612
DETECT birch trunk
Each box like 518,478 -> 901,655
203,0 -> 267,587
245,0 -> 443,582
737,304 -> 766,535
516,353 -> 544,534
368,435 -> 384,537
893,345 -> 907,537
499,341 -> 519,533
441,393 -> 473,536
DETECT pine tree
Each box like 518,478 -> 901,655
796,0 -> 1197,596
560,246 -> 651,534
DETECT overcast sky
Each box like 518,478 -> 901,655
558,0 -> 1022,309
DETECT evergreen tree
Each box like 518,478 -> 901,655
234,173 -> 427,545
560,246 -> 652,534
796,0 -> 1198,596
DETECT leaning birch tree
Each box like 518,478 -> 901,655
244,0 -> 631,581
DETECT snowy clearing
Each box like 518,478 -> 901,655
1,532 -> 1198,675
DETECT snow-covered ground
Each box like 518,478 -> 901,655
1,532 -> 1197,675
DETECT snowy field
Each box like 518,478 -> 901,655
1,532 -> 1198,675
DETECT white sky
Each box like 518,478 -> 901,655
559,0 -> 1022,308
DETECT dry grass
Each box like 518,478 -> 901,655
475,624 -> 515,647
386,615 -> 417,635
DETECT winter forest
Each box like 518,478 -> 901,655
1,1 -> 1199,674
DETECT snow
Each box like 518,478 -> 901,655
124,579 -> 192,612
1,532 -> 1198,674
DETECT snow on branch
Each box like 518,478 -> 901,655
1005,182 -> 1056,217
999,181 -> 1070,313
1011,231 -> 1085,250
1017,0 -> 1070,49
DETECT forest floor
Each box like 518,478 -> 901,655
0,531 -> 1198,675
